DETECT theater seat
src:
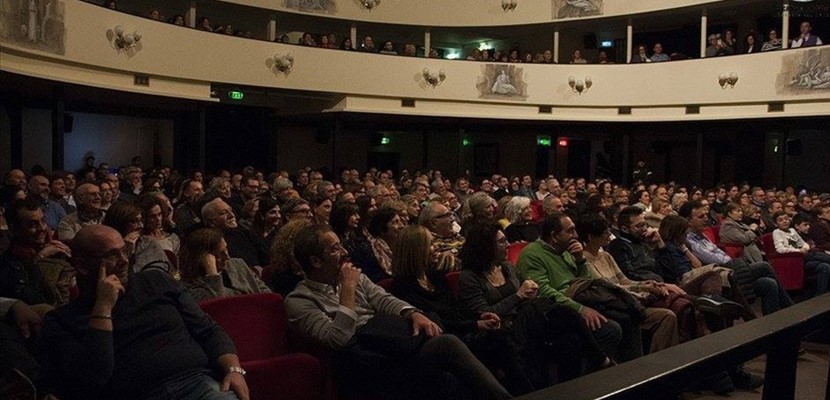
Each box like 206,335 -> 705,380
704,226 -> 744,259
530,201 -> 543,222
507,242 -> 529,266
446,271 -> 460,295
199,293 -> 325,400
760,233 -> 804,291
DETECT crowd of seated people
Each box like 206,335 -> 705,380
1,157 -> 830,398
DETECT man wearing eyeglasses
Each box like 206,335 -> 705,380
38,224 -> 250,400
418,202 -> 465,272
607,206 -> 666,282
229,176 -> 260,219
57,183 -> 105,241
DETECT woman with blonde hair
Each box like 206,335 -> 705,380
645,198 -> 673,229
390,225 -> 529,395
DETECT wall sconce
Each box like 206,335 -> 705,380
422,68 -> 446,88
718,72 -> 739,89
501,0 -> 518,11
270,54 -> 294,74
567,76 -> 592,94
109,25 -> 142,52
360,0 -> 381,10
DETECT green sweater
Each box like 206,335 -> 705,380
516,240 -> 592,311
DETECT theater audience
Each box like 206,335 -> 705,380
37,224 -> 250,400
248,196 -> 281,249
706,34 -> 734,57
102,201 -> 169,274
1,198 -> 73,308
719,202 -> 764,263
650,43 -> 670,62
57,183 -> 104,241
503,197 -> 540,243
791,21 -> 823,48
420,201 -> 465,271
175,179 -> 205,233
459,223 -> 613,387
138,195 -> 180,255
761,29 -> 782,51
27,175 -> 66,230
577,214 -> 681,353
201,197 -> 269,269
773,212 -> 830,296
285,224 -> 512,400
180,228 -> 270,302
517,213 -> 643,362
680,201 -> 793,316
743,32 -> 761,53
607,206 -> 666,282
631,44 -> 650,63
351,207 -> 404,282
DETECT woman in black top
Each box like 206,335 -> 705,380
390,225 -> 532,395
458,223 -> 613,385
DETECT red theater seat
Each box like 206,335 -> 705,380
200,293 -> 325,400
760,233 -> 805,291
507,242 -> 529,266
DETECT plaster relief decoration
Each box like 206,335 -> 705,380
777,48 -> 830,94
477,64 -> 527,101
553,0 -> 602,19
283,0 -> 336,14
0,0 -> 66,54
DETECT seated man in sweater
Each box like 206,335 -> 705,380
517,212 -> 642,362
37,225 -> 249,400
285,224 -> 512,400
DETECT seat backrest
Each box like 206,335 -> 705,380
530,201 -> 543,222
702,226 -> 719,244
507,242 -> 529,266
376,278 -> 393,292
446,271 -> 461,295
760,233 -> 775,254
199,293 -> 288,362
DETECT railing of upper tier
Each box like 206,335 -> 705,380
2,0 -> 829,120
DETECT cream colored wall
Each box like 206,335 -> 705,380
221,0 -> 725,27
1,0 -> 829,123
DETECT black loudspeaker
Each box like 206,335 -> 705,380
63,113 -> 74,133
583,33 -> 597,49
786,139 -> 802,156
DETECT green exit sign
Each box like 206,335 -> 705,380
381,137 -> 391,145
228,91 -> 244,100
462,139 -> 471,146
537,136 -> 552,147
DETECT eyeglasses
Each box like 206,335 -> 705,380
90,246 -> 129,263
434,212 -> 453,220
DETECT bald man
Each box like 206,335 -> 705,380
4,169 -> 26,189
38,225 -> 249,400
57,183 -> 105,241
202,198 -> 269,268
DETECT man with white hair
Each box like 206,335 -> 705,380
57,183 -> 105,241
202,198 -> 268,268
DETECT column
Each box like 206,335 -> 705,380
626,20 -> 633,63
553,29 -> 560,63
186,1 -> 196,28
695,133 -> 704,184
51,85 -> 65,171
350,25 -> 358,50
700,10 -> 708,57
268,15 -> 277,42
782,2 -> 790,49
424,29 -> 431,55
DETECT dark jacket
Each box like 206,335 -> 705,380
607,231 -> 665,282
